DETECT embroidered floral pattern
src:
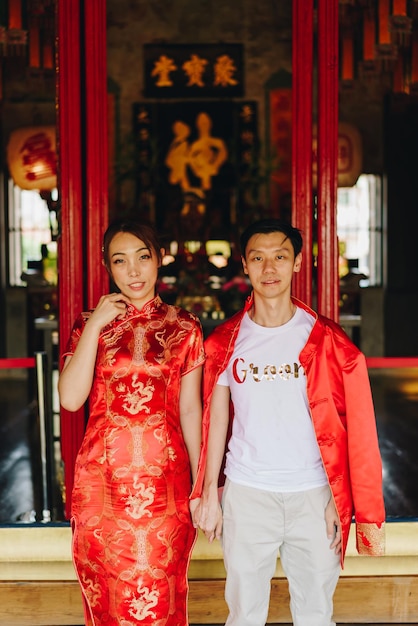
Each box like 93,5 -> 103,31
356,521 -> 385,556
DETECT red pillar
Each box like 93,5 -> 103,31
57,0 -> 85,519
317,0 -> 339,321
57,0 -> 108,517
85,1 -> 109,309
291,0 -> 314,307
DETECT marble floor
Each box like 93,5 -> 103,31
0,368 -> 418,524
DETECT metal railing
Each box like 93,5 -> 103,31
0,352 -> 54,523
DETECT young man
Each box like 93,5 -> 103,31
191,219 -> 385,626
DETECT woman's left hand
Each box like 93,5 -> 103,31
189,497 -> 201,528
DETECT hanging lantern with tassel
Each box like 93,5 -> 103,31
392,52 -> 407,93
360,7 -> 380,78
390,0 -> 412,49
376,0 -> 398,70
409,29 -> 418,96
341,30 -> 355,88
6,0 -> 27,55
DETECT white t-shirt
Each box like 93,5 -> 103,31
217,307 -> 328,492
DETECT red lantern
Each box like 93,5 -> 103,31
409,30 -> 418,95
392,54 -> 406,93
363,11 -> 376,61
390,0 -> 412,48
8,0 -> 22,29
341,32 -> 354,81
378,0 -> 391,45
7,126 -> 57,190
29,24 -> 40,68
375,0 -> 398,68
313,123 -> 362,189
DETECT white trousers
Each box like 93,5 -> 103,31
221,479 -> 341,626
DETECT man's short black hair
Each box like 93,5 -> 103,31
240,219 -> 303,258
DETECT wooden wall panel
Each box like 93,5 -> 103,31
0,576 -> 417,624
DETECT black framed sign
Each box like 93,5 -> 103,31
133,100 -> 257,235
144,44 -> 244,98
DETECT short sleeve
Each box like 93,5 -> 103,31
61,312 -> 90,361
181,317 -> 205,376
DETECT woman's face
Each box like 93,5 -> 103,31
107,231 -> 160,309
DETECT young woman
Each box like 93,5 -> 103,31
59,218 -> 204,626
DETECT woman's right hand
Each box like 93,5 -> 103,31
87,293 -> 130,329
58,292 -> 130,412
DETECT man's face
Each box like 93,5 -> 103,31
242,231 -> 302,299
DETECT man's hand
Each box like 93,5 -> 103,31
325,497 -> 342,554
194,489 -> 223,542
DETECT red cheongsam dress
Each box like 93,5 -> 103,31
64,296 -> 205,626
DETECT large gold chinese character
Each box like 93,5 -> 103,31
182,54 -> 208,87
165,110 -> 229,232
214,54 -> 238,87
188,112 -> 228,191
151,55 -> 177,87
165,112 -> 228,194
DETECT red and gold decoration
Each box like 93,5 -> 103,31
144,43 -> 243,98
338,0 -> 418,94
0,0 -> 55,67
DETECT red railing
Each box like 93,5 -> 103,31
0,357 -> 36,369
366,357 -> 418,368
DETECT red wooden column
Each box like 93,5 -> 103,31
85,1 -> 109,309
57,0 -> 85,519
291,0 -> 314,307
317,0 -> 339,321
57,0 -> 109,517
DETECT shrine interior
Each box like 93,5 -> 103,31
0,0 -> 418,526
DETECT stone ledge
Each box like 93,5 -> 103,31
0,521 -> 417,581
0,522 -> 417,625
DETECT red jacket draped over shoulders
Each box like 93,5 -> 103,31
191,295 -> 385,565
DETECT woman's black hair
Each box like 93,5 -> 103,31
102,218 -> 163,274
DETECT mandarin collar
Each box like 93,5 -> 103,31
99,294 -> 163,337
125,294 -> 163,318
